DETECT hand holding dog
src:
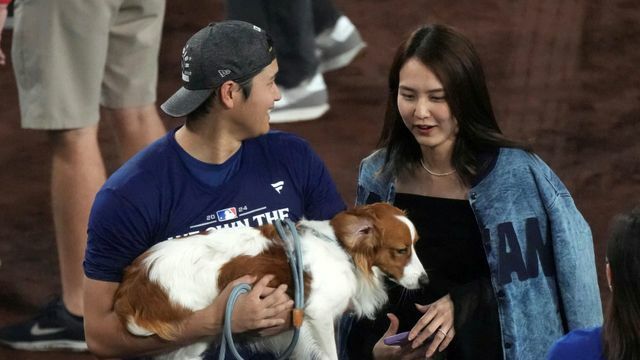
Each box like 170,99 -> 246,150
256,285 -> 293,337
409,294 -> 455,358
225,274 -> 294,334
195,274 -> 291,338
373,313 -> 428,360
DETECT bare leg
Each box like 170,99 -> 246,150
0,106 -> 165,348
49,105 -> 164,317
103,104 -> 165,163
49,124 -> 106,316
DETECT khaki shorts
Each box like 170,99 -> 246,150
12,0 -> 165,129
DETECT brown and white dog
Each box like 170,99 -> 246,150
113,203 -> 428,360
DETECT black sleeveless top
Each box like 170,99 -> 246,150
347,194 -> 503,359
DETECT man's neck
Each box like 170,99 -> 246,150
175,117 -> 242,165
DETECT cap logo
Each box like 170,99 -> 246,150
181,45 -> 192,82
218,69 -> 232,78
253,25 -> 262,32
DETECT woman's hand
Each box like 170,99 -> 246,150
373,313 -> 428,360
408,294 -> 455,358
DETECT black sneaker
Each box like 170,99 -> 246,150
0,298 -> 87,351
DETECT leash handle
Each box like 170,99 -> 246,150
274,219 -> 305,357
219,282 -> 252,360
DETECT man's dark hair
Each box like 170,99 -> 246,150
186,77 -> 254,124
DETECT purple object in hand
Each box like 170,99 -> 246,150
383,331 -> 410,346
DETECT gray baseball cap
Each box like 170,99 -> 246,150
161,21 -> 275,118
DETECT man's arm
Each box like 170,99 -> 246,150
84,277 -> 184,358
84,274 -> 293,359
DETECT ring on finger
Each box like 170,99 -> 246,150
437,328 -> 448,337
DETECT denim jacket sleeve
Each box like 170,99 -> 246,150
528,154 -> 603,329
355,149 -> 395,206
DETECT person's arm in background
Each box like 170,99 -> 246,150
0,0 -> 9,65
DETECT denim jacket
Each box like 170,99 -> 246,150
355,148 -> 603,360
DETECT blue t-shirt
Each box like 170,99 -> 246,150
175,136 -> 243,187
84,128 -> 346,282
547,326 -> 604,360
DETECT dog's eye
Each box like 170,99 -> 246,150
395,247 -> 408,255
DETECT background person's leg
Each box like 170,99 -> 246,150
48,126 -> 106,316
103,105 -> 166,162
227,0 -> 329,123
312,0 -> 366,74
102,0 -> 166,161
0,125 -> 105,352
227,0 -> 318,87
312,0 -> 340,35
0,0 -> 164,352
263,0 -> 318,88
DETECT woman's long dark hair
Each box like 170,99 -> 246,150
379,24 -> 527,185
603,205 -> 640,360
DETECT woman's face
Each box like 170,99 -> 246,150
397,58 -> 458,152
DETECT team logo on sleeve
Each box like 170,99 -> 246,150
216,207 -> 238,221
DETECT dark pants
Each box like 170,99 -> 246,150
227,0 -> 340,87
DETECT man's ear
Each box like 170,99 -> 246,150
219,80 -> 240,109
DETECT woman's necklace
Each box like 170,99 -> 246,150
419,159 -> 457,177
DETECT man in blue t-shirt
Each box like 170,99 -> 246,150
82,21 -> 345,359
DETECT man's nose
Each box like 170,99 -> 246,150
274,85 -> 282,102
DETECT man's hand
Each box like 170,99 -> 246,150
214,274 -> 293,335
231,274 -> 293,334
255,281 -> 293,337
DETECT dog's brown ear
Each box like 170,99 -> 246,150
330,212 -> 375,249
331,211 -> 380,276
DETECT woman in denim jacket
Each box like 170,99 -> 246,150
346,24 -> 602,360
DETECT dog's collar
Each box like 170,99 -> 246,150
297,224 -> 356,266
297,224 -> 338,244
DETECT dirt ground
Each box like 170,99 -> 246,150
0,0 -> 638,359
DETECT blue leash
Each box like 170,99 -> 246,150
219,219 -> 305,360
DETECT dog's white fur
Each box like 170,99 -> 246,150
116,205 -> 427,360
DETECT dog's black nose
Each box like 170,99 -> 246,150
418,273 -> 429,287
